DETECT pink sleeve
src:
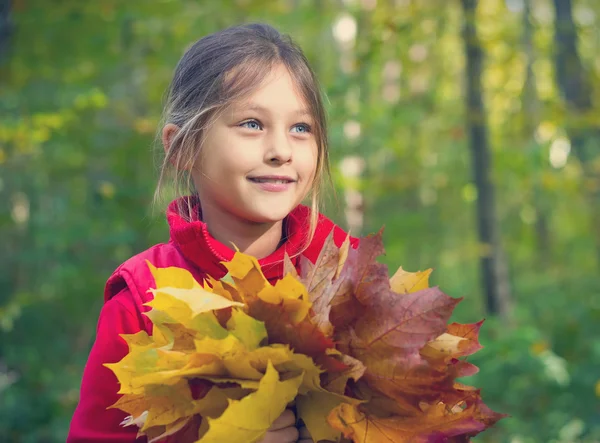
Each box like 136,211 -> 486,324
67,289 -> 146,443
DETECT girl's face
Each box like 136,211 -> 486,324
191,64 -> 318,225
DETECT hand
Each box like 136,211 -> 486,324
258,409 -> 299,443
297,424 -> 314,443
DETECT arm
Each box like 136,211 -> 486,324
67,289 -> 145,443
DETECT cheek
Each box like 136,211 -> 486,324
295,145 -> 318,198
199,143 -> 254,178
301,144 -> 318,180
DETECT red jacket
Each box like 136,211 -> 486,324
67,197 -> 356,443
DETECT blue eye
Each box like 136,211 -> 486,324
291,123 -> 311,134
240,120 -> 263,130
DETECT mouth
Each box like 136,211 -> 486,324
247,175 -> 297,193
247,176 -> 297,184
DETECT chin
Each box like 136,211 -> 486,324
248,212 -> 289,224
244,205 -> 295,224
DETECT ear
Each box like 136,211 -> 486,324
162,123 -> 193,170
162,123 -> 180,156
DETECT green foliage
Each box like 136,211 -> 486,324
1,0 -> 599,442
466,274 -> 600,442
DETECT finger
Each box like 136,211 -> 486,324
298,426 -> 312,438
269,409 -> 296,431
262,425 -> 299,443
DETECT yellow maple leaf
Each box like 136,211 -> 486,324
389,267 -> 432,294
198,361 -> 302,443
205,275 -> 243,303
159,323 -> 200,352
191,336 -> 322,391
120,330 -> 155,351
108,348 -> 194,394
113,379 -> 197,431
296,391 -> 347,443
192,334 -> 263,380
335,235 -> 351,280
147,261 -> 203,290
422,321 -> 485,364
422,333 -> 465,357
226,306 -> 267,350
143,416 -> 194,443
146,262 -> 244,338
104,349 -> 160,395
258,274 -> 312,323
146,286 -> 243,325
126,321 -> 197,353
223,253 -> 267,297
142,387 -> 245,443
224,252 -> 313,324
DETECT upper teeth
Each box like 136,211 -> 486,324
252,178 -> 289,183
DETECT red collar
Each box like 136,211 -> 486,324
167,196 -> 312,282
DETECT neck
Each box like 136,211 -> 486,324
199,200 -> 284,259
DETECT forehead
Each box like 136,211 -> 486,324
229,64 -> 311,116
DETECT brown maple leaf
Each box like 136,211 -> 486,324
298,232 -> 352,336
294,230 -> 505,441
328,400 -> 491,443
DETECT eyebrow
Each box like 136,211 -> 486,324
237,103 -> 312,119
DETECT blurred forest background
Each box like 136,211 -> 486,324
1,0 -> 599,441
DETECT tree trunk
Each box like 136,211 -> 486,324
552,0 -> 600,265
0,0 -> 13,309
0,0 -> 11,65
460,0 -> 512,320
522,0 -> 552,266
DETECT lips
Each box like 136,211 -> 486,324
247,175 -> 297,192
247,175 -> 296,184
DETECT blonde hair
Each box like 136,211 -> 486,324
155,23 -> 331,253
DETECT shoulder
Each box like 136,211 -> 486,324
104,241 -> 189,303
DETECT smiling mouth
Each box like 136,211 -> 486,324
248,178 -> 296,184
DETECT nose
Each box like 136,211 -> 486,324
265,128 -> 292,164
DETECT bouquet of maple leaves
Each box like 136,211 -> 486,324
106,231 -> 505,442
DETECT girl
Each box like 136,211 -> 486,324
67,23 -> 357,443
